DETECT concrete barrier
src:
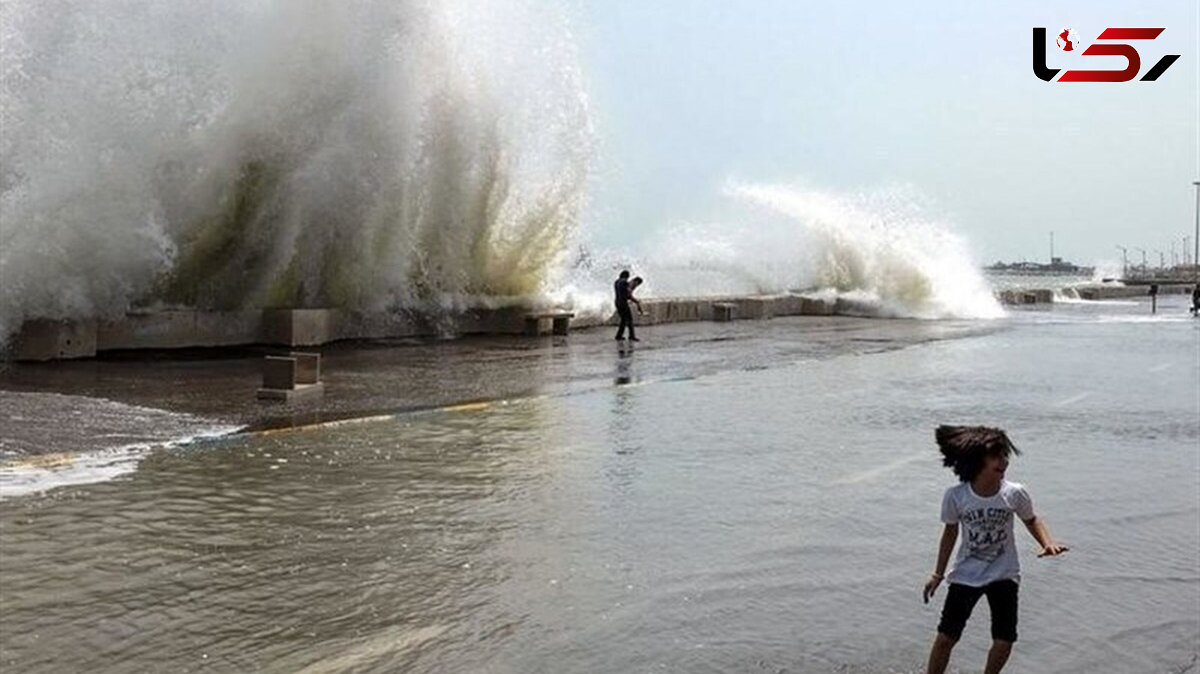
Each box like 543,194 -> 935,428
263,309 -> 340,346
1075,284 -> 1191,300
8,291 -> 872,360
257,353 -> 324,402
734,297 -> 772,320
995,284 -> 1194,305
523,312 -> 574,336
12,319 -> 97,361
97,310 -> 262,350
290,352 -> 321,385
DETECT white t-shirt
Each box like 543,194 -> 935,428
941,480 -> 1036,587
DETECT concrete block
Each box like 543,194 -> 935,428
289,352 -> 321,385
263,309 -> 338,346
552,315 -> 571,336
771,295 -> 806,317
800,297 -> 834,315
676,299 -> 704,322
256,382 -> 325,402
261,356 -> 298,389
713,303 -> 736,322
522,311 -> 573,337
734,297 -> 772,320
13,319 -> 98,361
257,354 -> 324,402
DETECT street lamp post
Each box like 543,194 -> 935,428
1192,181 -> 1200,283
1135,247 -> 1147,275
1116,245 -> 1128,277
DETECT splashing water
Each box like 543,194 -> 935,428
559,181 -> 1004,320
0,0 -> 592,340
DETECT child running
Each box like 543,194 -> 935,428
922,425 -> 1067,674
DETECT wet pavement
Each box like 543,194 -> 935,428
0,315 -> 995,456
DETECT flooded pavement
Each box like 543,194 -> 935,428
0,299 -> 1197,672
0,315 -> 993,453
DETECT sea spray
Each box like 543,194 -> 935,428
559,181 -> 1004,320
0,0 -> 591,340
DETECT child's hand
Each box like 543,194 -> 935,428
1037,543 -> 1069,557
922,574 -> 942,604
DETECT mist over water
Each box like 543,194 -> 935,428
0,0 -> 591,339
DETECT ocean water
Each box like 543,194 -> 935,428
1,297 -> 1196,673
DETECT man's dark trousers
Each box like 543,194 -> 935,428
615,303 -> 635,340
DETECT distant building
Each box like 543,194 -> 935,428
985,257 -> 1094,276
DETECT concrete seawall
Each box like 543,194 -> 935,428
10,283 -> 1193,360
8,293 -> 840,361
995,283 -> 1194,305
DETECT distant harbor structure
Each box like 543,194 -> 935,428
984,231 -> 1093,276
984,257 -> 1094,276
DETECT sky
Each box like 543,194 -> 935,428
573,0 -> 1198,267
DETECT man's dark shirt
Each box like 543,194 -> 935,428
614,278 -> 631,306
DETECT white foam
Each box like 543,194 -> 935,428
0,391 -> 240,498
0,0 -> 591,341
563,181 -> 1005,320
0,427 -> 237,500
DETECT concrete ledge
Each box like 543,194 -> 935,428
1075,284 -> 1192,300
996,284 -> 1194,305
523,312 -> 574,337
97,310 -> 261,350
9,292 -> 852,360
263,309 -> 340,346
13,319 -> 97,361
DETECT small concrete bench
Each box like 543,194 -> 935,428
713,303 -> 736,322
524,312 -> 575,337
257,352 -> 324,402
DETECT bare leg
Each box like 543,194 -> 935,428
984,639 -> 1013,674
926,633 -> 956,674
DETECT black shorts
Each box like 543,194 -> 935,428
937,579 -> 1019,643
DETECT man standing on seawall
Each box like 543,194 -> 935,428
614,270 -> 642,341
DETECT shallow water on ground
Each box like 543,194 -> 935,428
0,298 -> 1197,673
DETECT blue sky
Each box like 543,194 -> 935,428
574,0 -> 1197,265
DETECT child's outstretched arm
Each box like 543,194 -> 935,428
1022,516 -> 1068,557
923,524 -> 957,603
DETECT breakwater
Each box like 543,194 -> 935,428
7,294 -> 840,360
10,283 -> 1191,361
995,283 -> 1194,305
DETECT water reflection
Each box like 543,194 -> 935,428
613,344 -> 636,387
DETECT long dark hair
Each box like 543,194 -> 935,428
935,425 -> 1020,482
